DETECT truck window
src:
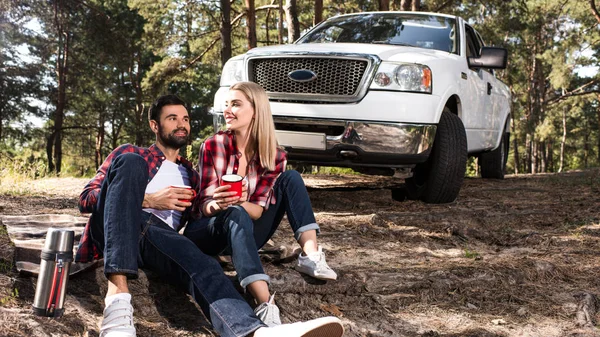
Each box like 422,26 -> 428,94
298,13 -> 459,54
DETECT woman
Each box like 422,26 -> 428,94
184,81 -> 337,327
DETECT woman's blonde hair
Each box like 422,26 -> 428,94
230,82 -> 278,171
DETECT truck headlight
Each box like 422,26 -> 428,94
220,57 -> 244,86
371,62 -> 432,93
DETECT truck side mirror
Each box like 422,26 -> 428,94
468,47 -> 508,69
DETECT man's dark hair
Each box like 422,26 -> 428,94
148,94 -> 187,122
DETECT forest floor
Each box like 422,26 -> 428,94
1,170 -> 600,337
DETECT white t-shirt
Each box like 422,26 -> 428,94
143,160 -> 190,230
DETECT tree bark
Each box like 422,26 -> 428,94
220,0 -> 232,66
379,0 -> 390,11
590,0 -> 600,23
512,117 -> 519,174
278,0 -> 284,44
401,0 -> 412,11
50,0 -> 70,174
314,0 -> 323,26
559,106 -> 566,172
245,0 -> 257,49
284,0 -> 300,42
412,0 -> 420,11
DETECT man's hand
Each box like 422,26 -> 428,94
143,186 -> 195,211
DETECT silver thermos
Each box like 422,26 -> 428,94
32,228 -> 74,317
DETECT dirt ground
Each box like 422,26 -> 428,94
1,170 -> 600,337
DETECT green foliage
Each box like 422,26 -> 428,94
464,247 -> 481,260
0,288 -> 19,307
1,0 -> 600,177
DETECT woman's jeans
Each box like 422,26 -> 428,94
89,153 -> 264,337
183,170 -> 320,289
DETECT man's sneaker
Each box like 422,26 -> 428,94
100,296 -> 136,337
295,246 -> 338,280
253,316 -> 344,337
254,294 -> 281,327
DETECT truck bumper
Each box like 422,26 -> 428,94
211,112 -> 436,168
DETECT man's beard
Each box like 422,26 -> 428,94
158,124 -> 189,149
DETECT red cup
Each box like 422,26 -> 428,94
170,185 -> 196,202
221,174 -> 243,198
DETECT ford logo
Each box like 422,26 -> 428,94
288,69 -> 317,82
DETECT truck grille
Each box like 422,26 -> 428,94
249,57 -> 369,99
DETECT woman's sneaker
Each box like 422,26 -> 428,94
295,246 -> 338,280
100,293 -> 136,337
253,316 -> 344,337
254,294 -> 281,327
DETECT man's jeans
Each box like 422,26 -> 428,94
89,153 -> 264,337
183,170 -> 320,289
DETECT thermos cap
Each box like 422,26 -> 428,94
43,228 -> 75,253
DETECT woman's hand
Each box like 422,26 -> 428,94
212,184 -> 241,210
239,179 -> 249,203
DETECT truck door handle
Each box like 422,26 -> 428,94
487,82 -> 493,95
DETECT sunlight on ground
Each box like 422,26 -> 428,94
0,177 -> 87,198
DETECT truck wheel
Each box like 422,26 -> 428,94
402,108 -> 467,203
479,127 -> 510,179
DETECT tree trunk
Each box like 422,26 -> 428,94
50,0 -> 70,174
379,0 -> 390,11
130,51 -> 145,146
401,0 -> 412,11
278,0 -> 284,44
245,0 -> 257,49
597,95 -> 600,164
584,119 -> 589,168
46,131 -> 56,172
95,117 -> 105,169
547,139 -> 553,172
412,0 -> 420,11
559,106 -> 566,172
284,0 -> 300,42
266,2 -> 272,45
220,0 -> 232,66
540,140 -> 546,173
314,0 -> 323,26
512,118 -> 519,174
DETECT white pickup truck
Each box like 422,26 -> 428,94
213,11 -> 511,203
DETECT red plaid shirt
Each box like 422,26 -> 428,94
198,131 -> 287,212
75,144 -> 200,263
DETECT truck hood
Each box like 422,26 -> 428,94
245,43 -> 456,64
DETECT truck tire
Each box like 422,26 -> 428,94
479,124 -> 510,179
403,108 -> 467,203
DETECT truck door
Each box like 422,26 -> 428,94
474,29 -> 506,148
462,24 -> 490,151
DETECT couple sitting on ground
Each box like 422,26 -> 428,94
75,82 -> 343,337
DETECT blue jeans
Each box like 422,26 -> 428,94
183,170 -> 320,289
89,153 -> 264,337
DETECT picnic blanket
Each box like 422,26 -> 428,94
0,214 -> 97,275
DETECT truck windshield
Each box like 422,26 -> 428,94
297,13 -> 458,54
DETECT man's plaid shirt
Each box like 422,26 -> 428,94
75,144 -> 200,263
197,131 -> 287,213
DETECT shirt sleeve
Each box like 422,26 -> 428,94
197,139 -> 221,210
78,145 -> 133,214
250,149 -> 287,207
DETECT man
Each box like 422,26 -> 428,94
76,94 -> 344,337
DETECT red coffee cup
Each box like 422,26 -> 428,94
221,174 -> 243,198
170,185 -> 196,202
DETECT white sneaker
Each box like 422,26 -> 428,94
253,316 -> 344,337
295,246 -> 338,280
254,294 -> 281,327
100,296 -> 136,337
